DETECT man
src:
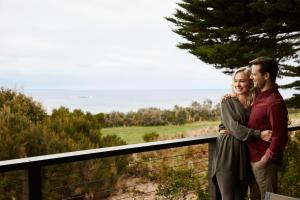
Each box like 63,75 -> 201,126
247,56 -> 288,200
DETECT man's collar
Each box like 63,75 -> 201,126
258,87 -> 277,97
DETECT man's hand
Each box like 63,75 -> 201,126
260,130 -> 272,142
252,160 -> 266,169
252,156 -> 268,169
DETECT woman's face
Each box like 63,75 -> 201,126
233,72 -> 251,95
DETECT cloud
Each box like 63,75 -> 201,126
0,0 -> 232,90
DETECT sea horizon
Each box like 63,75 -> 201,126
20,88 -> 297,114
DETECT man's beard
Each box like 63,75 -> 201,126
254,81 -> 266,90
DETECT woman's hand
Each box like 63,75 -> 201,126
220,129 -> 229,135
221,93 -> 236,102
260,130 -> 272,142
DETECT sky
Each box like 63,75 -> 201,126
0,0 -> 295,90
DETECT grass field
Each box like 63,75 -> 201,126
102,121 -> 219,144
102,112 -> 300,144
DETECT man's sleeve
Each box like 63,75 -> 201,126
221,100 -> 261,141
264,102 -> 288,161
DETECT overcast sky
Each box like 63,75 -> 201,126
0,0 -> 294,90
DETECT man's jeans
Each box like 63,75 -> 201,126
250,161 -> 279,200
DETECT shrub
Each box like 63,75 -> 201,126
0,88 -> 129,200
143,132 -> 160,142
156,168 -> 208,200
278,131 -> 300,198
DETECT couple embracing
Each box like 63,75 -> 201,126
212,57 -> 288,200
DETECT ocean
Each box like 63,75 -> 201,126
23,89 -> 296,114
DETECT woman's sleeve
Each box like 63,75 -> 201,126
221,100 -> 260,141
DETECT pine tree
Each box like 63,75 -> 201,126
167,0 -> 300,107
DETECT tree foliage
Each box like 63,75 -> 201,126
167,0 -> 300,106
0,88 -> 128,199
100,100 -> 220,127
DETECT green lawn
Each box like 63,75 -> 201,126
102,121 -> 219,144
102,112 -> 300,144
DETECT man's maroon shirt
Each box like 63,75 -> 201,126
247,88 -> 288,165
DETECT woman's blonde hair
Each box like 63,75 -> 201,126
232,66 -> 257,108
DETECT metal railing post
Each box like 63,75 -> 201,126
25,165 -> 42,200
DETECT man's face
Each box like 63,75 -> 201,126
251,64 -> 267,89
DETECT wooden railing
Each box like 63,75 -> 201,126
0,125 -> 299,200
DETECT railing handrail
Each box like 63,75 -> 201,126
0,125 -> 300,172
287,125 -> 300,131
0,134 -> 218,172
1,125 -> 300,173
0,125 -> 299,200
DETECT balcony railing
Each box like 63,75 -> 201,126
0,125 -> 300,200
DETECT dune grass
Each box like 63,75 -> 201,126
102,121 -> 219,144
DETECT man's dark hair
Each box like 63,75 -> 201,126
249,56 -> 278,82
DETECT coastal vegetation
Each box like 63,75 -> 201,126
97,99 -> 220,128
0,88 -> 128,199
0,88 -> 299,199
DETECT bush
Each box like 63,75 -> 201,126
156,168 -> 208,200
137,108 -> 166,126
278,131 -> 300,198
98,99 -> 220,127
174,108 -> 188,125
143,132 -> 160,142
0,88 -> 129,200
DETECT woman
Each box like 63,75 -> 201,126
211,67 -> 271,200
